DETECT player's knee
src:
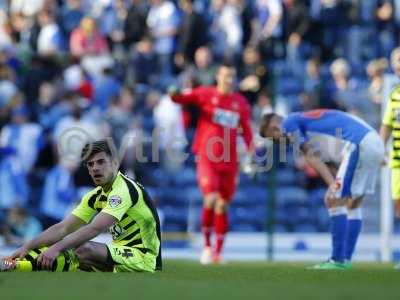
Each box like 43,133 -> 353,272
75,243 -> 94,262
214,199 -> 228,213
204,193 -> 217,208
347,197 -> 363,209
324,197 -> 345,208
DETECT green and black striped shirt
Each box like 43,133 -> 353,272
72,172 -> 162,270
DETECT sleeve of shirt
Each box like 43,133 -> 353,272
101,191 -> 133,222
71,191 -> 98,224
171,87 -> 202,106
383,97 -> 393,127
283,116 -> 308,146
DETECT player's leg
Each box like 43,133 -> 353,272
1,247 -> 79,272
391,169 -> 400,269
343,132 -> 384,265
196,162 -> 219,264
212,169 -> 237,263
213,197 -> 230,263
312,145 -> 359,269
344,196 -> 363,264
107,245 -> 156,272
75,241 -> 114,272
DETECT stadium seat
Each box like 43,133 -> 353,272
275,76 -> 304,96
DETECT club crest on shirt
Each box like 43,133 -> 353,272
109,195 -> 122,208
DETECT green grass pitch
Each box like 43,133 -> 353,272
0,260 -> 398,300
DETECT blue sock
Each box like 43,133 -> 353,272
329,207 -> 347,263
345,208 -> 362,261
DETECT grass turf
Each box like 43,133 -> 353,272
0,260 -> 399,300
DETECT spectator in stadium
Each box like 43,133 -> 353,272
153,90 -> 187,172
0,11 -> 14,51
0,146 -> 29,210
69,17 -> 109,58
251,88 -> 272,126
175,0 -> 208,68
0,104 -> 43,174
3,207 -> 42,246
129,36 -> 158,88
1,140 -> 162,273
36,9 -> 65,56
106,86 -> 136,148
146,0 -> 179,88
254,0 -> 284,61
328,58 -> 364,111
284,0 -> 311,75
92,66 -> 122,112
217,0 -> 244,63
123,0 -> 148,51
239,46 -> 268,105
375,0 -> 397,60
169,62 -> 254,264
0,62 -> 18,125
191,46 -> 218,87
40,159 -> 77,228
365,58 -> 388,129
300,57 -> 323,110
380,47 -> 400,269
59,0 -> 85,39
260,109 -> 384,269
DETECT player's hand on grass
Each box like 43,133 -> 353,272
8,246 -> 29,260
37,245 -> 60,271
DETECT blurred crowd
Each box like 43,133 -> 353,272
0,0 -> 398,244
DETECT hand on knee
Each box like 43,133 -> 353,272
347,197 -> 363,210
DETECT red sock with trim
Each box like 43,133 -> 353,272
214,212 -> 228,256
201,207 -> 214,247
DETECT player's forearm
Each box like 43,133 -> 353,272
24,222 -> 69,250
304,154 -> 335,187
380,125 -> 392,145
51,224 -> 103,252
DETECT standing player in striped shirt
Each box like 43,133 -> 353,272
1,140 -> 162,272
380,48 -> 400,269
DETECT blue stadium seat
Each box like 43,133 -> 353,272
276,168 -> 298,186
275,77 -> 304,95
171,166 -> 197,186
275,186 -> 308,206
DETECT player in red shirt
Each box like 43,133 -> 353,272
169,63 -> 254,264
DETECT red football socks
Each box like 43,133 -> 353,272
214,212 -> 228,255
202,207 -> 214,247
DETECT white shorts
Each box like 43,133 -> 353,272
334,131 -> 384,199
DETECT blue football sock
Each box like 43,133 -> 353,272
328,207 -> 347,263
345,208 -> 362,261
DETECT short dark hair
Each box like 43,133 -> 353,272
259,113 -> 278,138
81,140 -> 115,163
218,61 -> 235,70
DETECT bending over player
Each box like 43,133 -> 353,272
260,109 -> 384,269
1,140 -> 162,272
